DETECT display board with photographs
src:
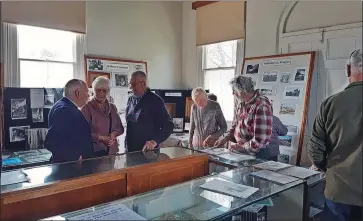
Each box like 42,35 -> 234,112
85,55 -> 147,89
3,87 -> 64,151
242,52 -> 316,165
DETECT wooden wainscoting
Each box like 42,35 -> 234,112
126,154 -> 209,196
1,171 -> 127,221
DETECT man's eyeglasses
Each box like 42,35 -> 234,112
128,81 -> 145,87
95,88 -> 109,93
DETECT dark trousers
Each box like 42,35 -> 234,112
322,199 -> 362,221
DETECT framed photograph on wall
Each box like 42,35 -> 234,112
87,72 -> 110,88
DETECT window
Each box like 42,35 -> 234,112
18,25 -> 76,88
203,40 -> 239,122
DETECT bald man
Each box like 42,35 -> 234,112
44,79 -> 94,163
308,49 -> 362,221
126,71 -> 174,152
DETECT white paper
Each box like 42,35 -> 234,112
199,148 -> 227,155
251,170 -> 299,185
253,161 -> 293,171
200,179 -> 259,199
38,149 -> 52,154
30,89 -> 45,108
68,204 -> 146,220
14,150 -> 40,155
110,88 -> 129,113
218,152 -> 256,162
1,170 -> 29,186
278,166 -> 321,179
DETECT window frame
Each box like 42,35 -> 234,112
202,40 -> 239,124
17,25 -> 77,88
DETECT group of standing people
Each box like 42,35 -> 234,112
45,71 -> 173,163
188,76 -> 287,161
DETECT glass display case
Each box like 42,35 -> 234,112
43,167 -> 305,221
1,147 -> 199,192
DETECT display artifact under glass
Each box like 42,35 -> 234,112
43,167 -> 304,221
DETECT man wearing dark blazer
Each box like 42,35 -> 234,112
45,79 -> 93,163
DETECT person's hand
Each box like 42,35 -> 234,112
214,137 -> 228,147
109,131 -> 118,140
228,142 -> 239,151
99,135 -> 111,146
203,135 -> 215,147
142,140 -> 158,151
142,150 -> 158,160
309,164 -> 319,171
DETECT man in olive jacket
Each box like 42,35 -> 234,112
308,49 -> 362,221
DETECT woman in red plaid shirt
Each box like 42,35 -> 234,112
215,76 -> 274,160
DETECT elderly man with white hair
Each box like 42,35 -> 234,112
81,76 -> 124,157
45,79 -> 94,163
188,87 -> 227,148
215,76 -> 273,159
308,49 -> 362,221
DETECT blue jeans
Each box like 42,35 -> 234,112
322,199 -> 362,221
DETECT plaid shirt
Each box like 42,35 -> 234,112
228,91 -> 273,154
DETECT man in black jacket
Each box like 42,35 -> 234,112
125,71 -> 174,152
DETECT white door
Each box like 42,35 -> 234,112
279,24 -> 362,166
321,27 -> 362,98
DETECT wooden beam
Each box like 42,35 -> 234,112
192,1 -> 218,10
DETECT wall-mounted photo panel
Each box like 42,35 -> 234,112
242,52 -> 316,165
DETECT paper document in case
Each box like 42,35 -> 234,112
218,152 -> 256,162
199,148 -> 227,155
278,166 -> 322,179
200,179 -> 259,199
252,161 -> 293,171
250,170 -> 300,185
67,204 -> 146,220
1,170 -> 29,186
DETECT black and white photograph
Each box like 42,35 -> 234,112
173,118 -> 184,132
9,126 -> 30,142
285,125 -> 298,134
279,102 -> 296,116
262,71 -> 278,82
259,88 -> 275,96
32,108 -> 44,123
284,85 -> 302,99
278,153 -> 290,164
44,95 -> 55,108
11,98 -> 27,120
45,88 -> 64,103
135,64 -> 144,71
294,68 -> 306,82
88,59 -> 104,71
115,74 -> 128,87
280,72 -> 291,83
279,135 -> 292,147
26,128 -> 48,149
246,64 -> 259,74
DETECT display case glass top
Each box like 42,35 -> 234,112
1,147 -> 200,192
43,167 -> 304,221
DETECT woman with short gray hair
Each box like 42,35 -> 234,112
188,87 -> 227,148
81,76 -> 124,157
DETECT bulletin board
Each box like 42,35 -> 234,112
3,87 -> 64,151
242,51 -> 316,166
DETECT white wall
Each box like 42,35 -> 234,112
86,1 -> 183,89
245,1 -> 362,58
181,1 -> 197,89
